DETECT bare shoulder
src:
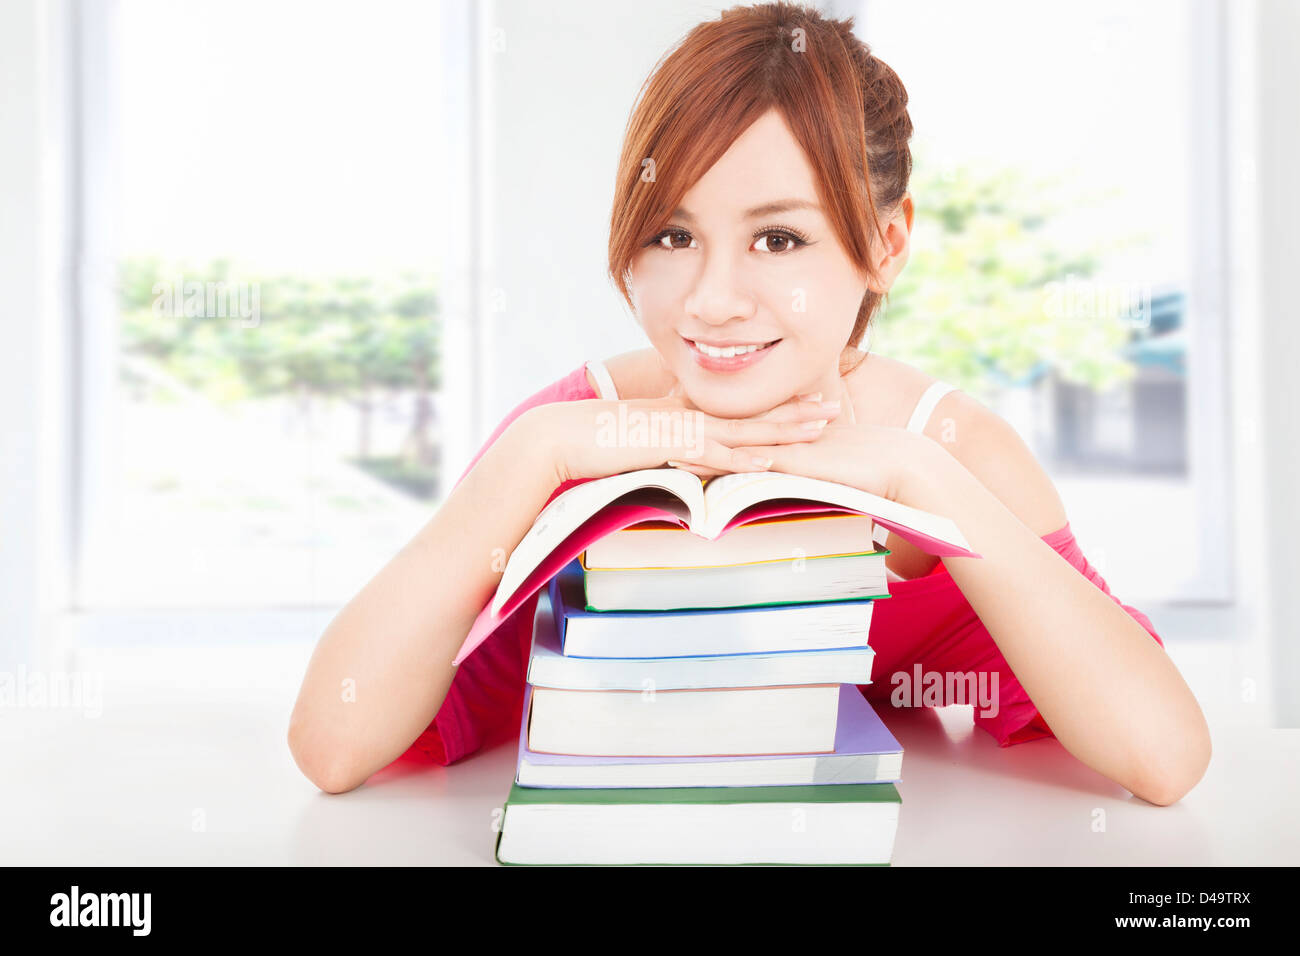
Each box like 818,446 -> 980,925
929,387 -> 1068,538
852,353 -> 1068,538
591,348 -> 676,400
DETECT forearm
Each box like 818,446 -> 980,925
288,413 -> 560,793
899,442 -> 1211,805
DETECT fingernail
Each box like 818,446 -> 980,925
820,400 -> 841,412
797,392 -> 822,403
666,460 -> 688,468
801,418 -> 828,431
750,456 -> 772,469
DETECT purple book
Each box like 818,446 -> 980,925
514,681 -> 903,789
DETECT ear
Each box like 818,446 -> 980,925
866,192 -> 914,294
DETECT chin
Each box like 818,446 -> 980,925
680,381 -> 783,420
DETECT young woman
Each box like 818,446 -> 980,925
289,1 -> 1209,804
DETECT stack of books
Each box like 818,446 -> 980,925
454,468 -> 978,866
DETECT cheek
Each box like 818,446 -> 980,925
809,264 -> 865,343
629,262 -> 686,338
757,261 -> 861,343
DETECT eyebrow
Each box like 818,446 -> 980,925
670,199 -> 822,223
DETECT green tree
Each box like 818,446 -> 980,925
876,149 -> 1154,404
116,258 -> 441,485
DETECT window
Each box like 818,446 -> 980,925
74,0 -> 455,611
857,0 -> 1230,603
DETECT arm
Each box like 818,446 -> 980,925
287,412 -> 559,794
898,423 -> 1211,807
732,402 -> 1211,806
287,380 -> 839,793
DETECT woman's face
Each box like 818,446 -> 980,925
628,107 -> 879,419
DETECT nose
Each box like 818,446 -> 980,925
683,245 -> 756,327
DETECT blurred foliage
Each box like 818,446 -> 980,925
348,454 -> 440,499
117,257 -> 441,477
875,145 -> 1155,403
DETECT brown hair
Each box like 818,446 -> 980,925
607,1 -> 913,374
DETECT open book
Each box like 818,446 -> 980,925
451,467 -> 980,666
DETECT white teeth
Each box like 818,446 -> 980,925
691,340 -> 770,358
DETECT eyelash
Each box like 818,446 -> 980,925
645,224 -> 812,253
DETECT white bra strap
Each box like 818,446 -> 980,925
584,360 -> 619,400
906,380 -> 957,435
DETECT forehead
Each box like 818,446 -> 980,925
677,108 -> 820,217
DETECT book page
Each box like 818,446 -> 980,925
699,470 -> 972,553
491,467 -> 705,616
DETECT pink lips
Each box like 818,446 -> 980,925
682,335 -> 781,373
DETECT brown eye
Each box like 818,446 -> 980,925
656,229 -> 694,251
755,233 -> 790,253
751,228 -> 809,254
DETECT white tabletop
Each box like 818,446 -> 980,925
3,640 -> 1296,866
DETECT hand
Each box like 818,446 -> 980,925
526,390 -> 843,485
724,418 -> 943,505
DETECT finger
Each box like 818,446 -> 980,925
662,437 -> 722,472
728,441 -> 810,473
665,461 -> 725,478
702,414 -> 831,449
662,444 -> 724,474
668,439 -> 776,474
748,393 -> 843,424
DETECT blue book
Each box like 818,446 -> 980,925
529,583 -> 874,690
548,559 -> 879,659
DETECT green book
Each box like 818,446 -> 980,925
495,781 -> 901,866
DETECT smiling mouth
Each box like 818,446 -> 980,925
683,337 -> 782,359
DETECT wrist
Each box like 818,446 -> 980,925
894,435 -> 970,511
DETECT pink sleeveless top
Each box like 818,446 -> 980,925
401,362 -> 1164,766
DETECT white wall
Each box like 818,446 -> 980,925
473,0 -> 731,435
1246,0 -> 1300,726
0,0 -> 73,671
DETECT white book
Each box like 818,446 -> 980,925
580,550 -> 889,611
527,683 -> 843,757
